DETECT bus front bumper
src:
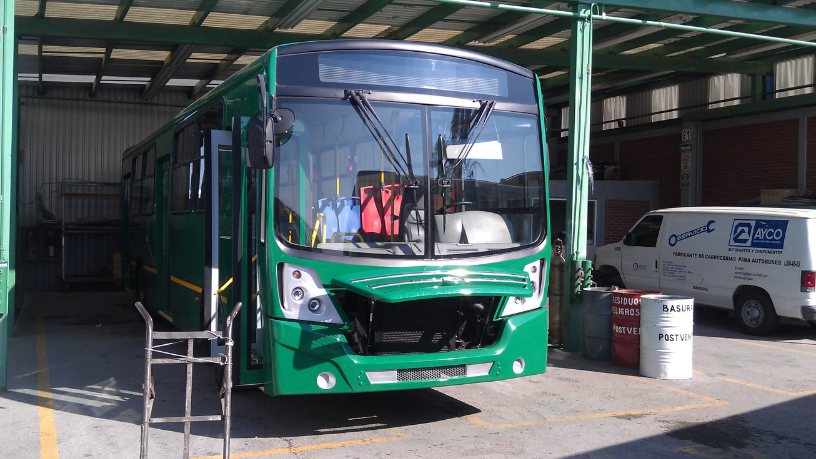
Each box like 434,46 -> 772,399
263,307 -> 548,396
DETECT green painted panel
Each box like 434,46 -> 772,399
264,307 -> 547,396
333,267 -> 532,303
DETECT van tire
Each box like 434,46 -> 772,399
595,267 -> 625,289
735,292 -> 779,336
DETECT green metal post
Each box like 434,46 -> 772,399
1,0 -> 17,389
563,3 -> 593,352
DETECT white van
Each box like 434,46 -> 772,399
594,207 -> 816,335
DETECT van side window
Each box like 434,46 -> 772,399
628,215 -> 663,247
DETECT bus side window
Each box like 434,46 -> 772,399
171,123 -> 201,213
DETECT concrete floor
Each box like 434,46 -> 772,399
1,292 -> 814,459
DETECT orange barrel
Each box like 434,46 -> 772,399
611,289 -> 659,368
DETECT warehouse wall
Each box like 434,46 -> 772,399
701,120 -> 799,206
618,134 -> 682,209
16,86 -> 187,292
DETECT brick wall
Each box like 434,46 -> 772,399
807,117 -> 816,188
618,134 -> 682,208
590,143 -> 615,162
702,120 -> 798,206
604,200 -> 652,244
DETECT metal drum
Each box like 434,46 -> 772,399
611,289 -> 659,368
582,287 -> 616,361
640,295 -> 694,379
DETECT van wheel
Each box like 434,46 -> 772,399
735,292 -> 779,336
595,268 -> 625,289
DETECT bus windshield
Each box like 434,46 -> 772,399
273,98 -> 544,258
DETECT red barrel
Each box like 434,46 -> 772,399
611,290 -> 659,368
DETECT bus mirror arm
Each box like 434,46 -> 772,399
248,74 -> 276,169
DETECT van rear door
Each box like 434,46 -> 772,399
620,214 -> 663,292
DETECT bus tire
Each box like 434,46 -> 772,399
735,291 -> 779,336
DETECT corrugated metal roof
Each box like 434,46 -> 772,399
13,0 -> 816,105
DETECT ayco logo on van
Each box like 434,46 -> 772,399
728,219 -> 789,249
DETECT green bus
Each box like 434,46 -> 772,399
122,39 -> 551,396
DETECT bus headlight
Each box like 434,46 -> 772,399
280,264 -> 343,324
502,260 -> 546,317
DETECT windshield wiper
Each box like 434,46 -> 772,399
439,99 -> 496,187
346,90 -> 419,188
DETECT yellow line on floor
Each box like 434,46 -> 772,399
716,376 -> 816,397
143,265 -> 157,274
735,339 -> 816,356
465,400 -> 727,429
36,318 -> 59,459
191,434 -> 411,459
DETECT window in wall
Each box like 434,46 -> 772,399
651,85 -> 678,122
775,55 -> 814,98
172,123 -> 205,213
603,95 -> 626,130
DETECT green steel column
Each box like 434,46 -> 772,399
1,0 -> 17,389
563,3 -> 593,352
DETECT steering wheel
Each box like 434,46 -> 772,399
437,201 -> 473,214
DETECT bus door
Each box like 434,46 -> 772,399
229,117 -> 264,385
204,129 -> 233,357
154,157 -> 171,318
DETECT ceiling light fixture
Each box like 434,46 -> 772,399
476,13 -> 551,44
276,0 -> 328,30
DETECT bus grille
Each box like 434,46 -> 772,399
397,365 -> 466,382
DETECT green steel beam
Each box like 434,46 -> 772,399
141,0 -> 221,101
191,0 -> 306,97
35,0 -> 46,18
684,92 -> 816,121
441,10 -> 527,47
469,45 -> 772,74
597,0 -> 816,28
92,0 -> 134,97
563,2 -> 593,353
433,1 -> 816,50
383,3 -> 464,41
692,26 -> 812,59
1,0 -> 18,390
612,22 -> 777,59
320,0 -> 394,38
599,16 -> 732,55
257,0 -> 309,33
114,0 -> 134,22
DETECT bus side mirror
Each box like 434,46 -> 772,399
248,74 -> 275,169
622,232 -> 637,246
248,116 -> 275,169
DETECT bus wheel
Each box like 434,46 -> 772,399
735,291 -> 779,336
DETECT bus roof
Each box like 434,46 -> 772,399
122,39 -> 535,159
276,39 -> 535,79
